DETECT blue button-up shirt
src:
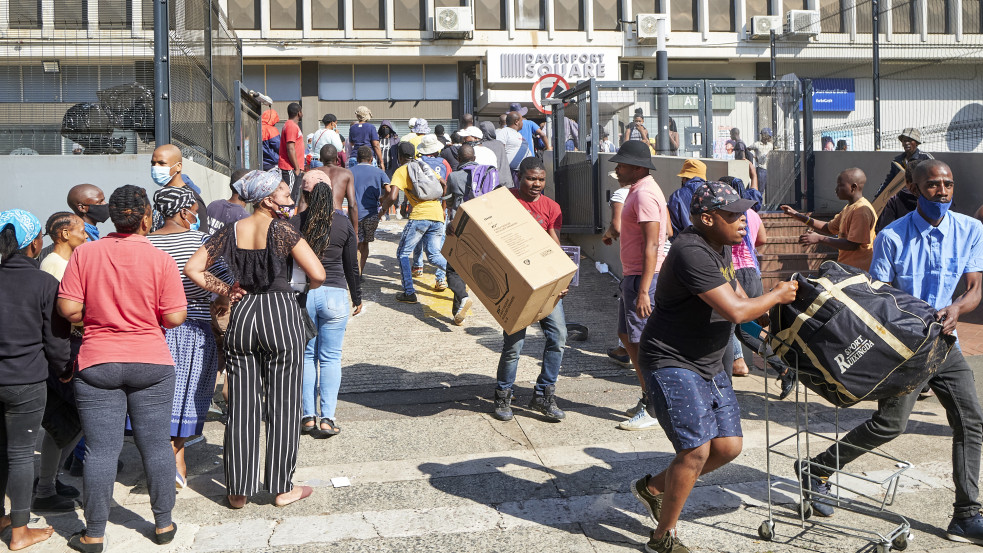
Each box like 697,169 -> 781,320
869,210 -> 983,310
667,177 -> 706,238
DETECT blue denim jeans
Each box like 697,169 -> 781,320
496,300 -> 567,395
303,286 -> 350,420
397,219 -> 447,294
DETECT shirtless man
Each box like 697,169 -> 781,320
315,144 -> 359,237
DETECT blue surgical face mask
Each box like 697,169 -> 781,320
917,194 -> 952,221
151,163 -> 179,187
184,211 -> 200,232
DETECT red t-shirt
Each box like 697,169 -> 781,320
512,189 -> 562,233
278,119 -> 303,170
59,233 -> 187,370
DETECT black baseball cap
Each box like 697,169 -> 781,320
397,141 -> 416,158
690,181 -> 756,215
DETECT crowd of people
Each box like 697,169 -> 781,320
2,107 -> 982,553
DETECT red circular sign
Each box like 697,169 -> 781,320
532,74 -> 570,115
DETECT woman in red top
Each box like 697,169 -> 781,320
58,186 -> 186,552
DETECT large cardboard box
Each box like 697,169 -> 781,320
442,187 -> 578,335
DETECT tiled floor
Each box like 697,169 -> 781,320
956,308 -> 983,356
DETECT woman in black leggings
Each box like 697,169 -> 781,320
0,209 -> 71,550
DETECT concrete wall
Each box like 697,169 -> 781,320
565,154 -> 753,279
812,151 -> 983,217
0,155 -> 232,242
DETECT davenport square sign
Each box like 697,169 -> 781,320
486,48 -> 621,84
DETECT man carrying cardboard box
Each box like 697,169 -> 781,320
493,157 -> 568,422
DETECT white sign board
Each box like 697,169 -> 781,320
486,48 -> 620,84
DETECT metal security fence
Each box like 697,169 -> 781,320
776,0 -> 983,154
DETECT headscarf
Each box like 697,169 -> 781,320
153,186 -> 197,218
355,106 -> 372,122
262,109 -> 281,141
234,169 -> 282,203
0,209 -> 42,250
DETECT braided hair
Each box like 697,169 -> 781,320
45,211 -> 78,243
0,225 -> 24,260
109,185 -> 151,234
301,181 -> 333,257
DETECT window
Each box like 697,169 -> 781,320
265,65 -> 301,101
820,0 -> 842,33
783,0 -> 806,11
270,0 -> 301,29
515,0 -> 545,29
424,65 -> 459,99
318,64 -> 459,100
632,0 -> 658,17
0,67 -> 23,102
964,0 -> 982,33
319,66 -> 354,100
390,65 -> 424,99
100,64 -> 136,88
62,66 -> 99,102
927,0 -> 949,33
312,0 -> 343,29
228,0 -> 260,30
54,0 -> 87,29
354,65 -> 388,100
671,0 -> 697,32
708,0 -> 732,31
855,0 -> 872,33
746,0 -> 768,28
394,0 -> 425,29
891,0 -> 915,33
23,66 -> 61,102
243,65 -> 266,94
474,0 -> 504,29
555,0 -> 583,29
99,0 -> 131,29
354,0 -> 384,29
594,0 -> 620,29
10,0 -> 41,29
142,0 -> 154,29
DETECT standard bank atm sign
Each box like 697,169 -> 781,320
800,78 -> 855,112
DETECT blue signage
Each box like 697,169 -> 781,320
809,78 -> 855,112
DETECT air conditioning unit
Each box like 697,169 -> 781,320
636,13 -> 669,44
434,6 -> 473,36
785,10 -> 821,36
750,15 -> 783,39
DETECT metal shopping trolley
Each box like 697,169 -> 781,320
742,322 -> 913,553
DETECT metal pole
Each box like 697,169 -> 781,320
153,0 -> 171,144
207,1 -> 216,168
770,29 -> 777,80
872,0 -> 881,150
802,79 -> 815,211
655,17 -> 670,154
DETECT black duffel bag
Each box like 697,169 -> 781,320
768,261 -> 954,407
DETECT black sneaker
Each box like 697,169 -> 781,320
34,477 -> 80,499
794,460 -> 835,517
644,529 -> 690,553
493,388 -> 513,421
396,292 -> 418,304
32,493 -> 78,512
528,385 -> 565,421
947,512 -> 983,545
631,474 -> 663,523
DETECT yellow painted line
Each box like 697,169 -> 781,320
415,273 -> 456,319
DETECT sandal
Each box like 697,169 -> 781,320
300,416 -> 317,435
315,418 -> 341,438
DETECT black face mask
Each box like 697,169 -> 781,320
86,204 -> 110,223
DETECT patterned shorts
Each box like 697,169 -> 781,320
646,367 -> 743,452
358,215 -> 380,243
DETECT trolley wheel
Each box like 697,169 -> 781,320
891,533 -> 909,551
876,542 -> 890,553
797,502 -> 813,520
758,521 -> 775,541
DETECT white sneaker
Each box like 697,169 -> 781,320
453,296 -> 473,326
618,408 -> 659,431
625,397 -> 646,417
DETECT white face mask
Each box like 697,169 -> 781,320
151,163 -> 179,187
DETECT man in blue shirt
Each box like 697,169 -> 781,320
507,103 -> 550,155
350,146 -> 391,275
666,159 -> 707,238
798,160 -> 983,544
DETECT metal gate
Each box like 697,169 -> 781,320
551,78 -> 803,234
233,81 -> 263,171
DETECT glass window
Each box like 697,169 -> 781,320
436,0 -> 466,6
708,0 -> 732,31
855,0 -> 872,33
515,0 -> 544,29
474,0 -> 504,29
964,0 -> 981,33
319,65 -> 354,100
927,0 -> 948,33
390,65 -> 424,99
0,66 -> 23,102
595,0 -> 620,29
354,0 -> 384,28
354,65 -> 388,100
890,0 -> 914,33
9,0 -> 40,29
671,0 -> 697,31
270,0 -> 301,29
819,0 -> 842,32
243,65 -> 266,94
99,0 -> 131,29
265,65 -> 301,101
54,0 -> 86,29
425,64 -> 459,99
555,0 -> 583,30
746,0 -> 768,29
632,0 -> 658,17
100,64 -> 136,88
228,0 -> 260,30
783,0 -> 806,10
312,0 -> 342,29
394,0 -> 425,29
62,65 -> 99,102
23,66 -> 61,102
142,0 -> 154,29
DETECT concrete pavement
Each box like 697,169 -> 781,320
14,218 -> 983,553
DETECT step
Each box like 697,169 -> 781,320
757,252 -> 837,274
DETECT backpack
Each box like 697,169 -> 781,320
461,164 -> 499,202
406,159 -> 443,201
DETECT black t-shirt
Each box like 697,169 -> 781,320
639,226 -> 737,380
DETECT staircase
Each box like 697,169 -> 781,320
758,212 -> 838,290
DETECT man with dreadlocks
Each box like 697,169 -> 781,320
293,171 -> 362,438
